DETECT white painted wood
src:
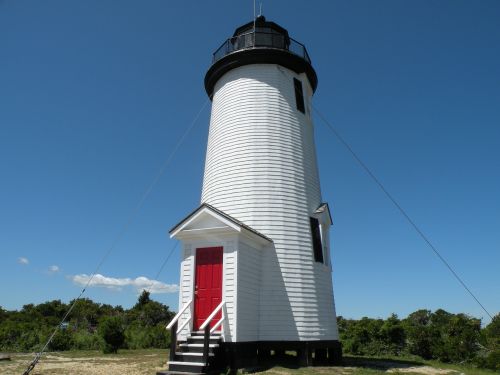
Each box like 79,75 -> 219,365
200,300 -> 225,330
210,314 -> 225,334
171,205 -> 272,245
177,237 -> 238,343
167,299 -> 192,333
167,361 -> 205,366
176,310 -> 192,334
177,244 -> 194,341
170,207 -> 241,237
222,240 -> 237,342
172,206 -> 272,343
167,301 -> 190,329
236,239 -> 262,342
201,64 -> 339,341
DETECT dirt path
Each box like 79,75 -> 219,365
0,350 -> 168,375
387,365 -> 458,375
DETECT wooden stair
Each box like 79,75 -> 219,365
157,331 -> 223,374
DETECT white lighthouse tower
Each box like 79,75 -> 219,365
164,16 -> 341,373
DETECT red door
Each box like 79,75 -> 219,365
193,247 -> 223,331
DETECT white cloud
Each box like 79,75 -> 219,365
71,273 -> 179,294
48,265 -> 60,273
18,257 -> 29,265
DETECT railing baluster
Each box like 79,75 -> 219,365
176,316 -> 191,334
167,299 -> 192,329
212,32 -> 310,65
166,299 -> 192,364
202,325 -> 210,364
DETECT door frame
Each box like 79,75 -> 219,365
192,246 -> 224,331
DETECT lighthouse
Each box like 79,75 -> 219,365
164,16 -> 341,373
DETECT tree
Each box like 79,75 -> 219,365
338,317 -> 385,355
445,313 -> 481,362
484,313 -> 500,348
403,309 -> 435,359
136,290 -> 151,307
98,316 -> 125,354
69,298 -> 102,330
128,291 -> 175,327
403,309 -> 481,362
476,313 -> 500,371
380,314 -> 406,354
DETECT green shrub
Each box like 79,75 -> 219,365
149,324 -> 170,349
475,349 -> 500,371
72,330 -> 102,350
98,316 -> 125,354
125,323 -> 170,349
484,350 -> 500,371
48,329 -> 73,351
380,314 -> 406,355
0,295 -> 175,352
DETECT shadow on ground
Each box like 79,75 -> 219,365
239,354 -> 303,373
239,354 -> 425,373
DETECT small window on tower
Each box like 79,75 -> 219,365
294,78 -> 305,114
310,217 -> 324,263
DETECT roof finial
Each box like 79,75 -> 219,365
259,2 -> 263,17
253,0 -> 256,36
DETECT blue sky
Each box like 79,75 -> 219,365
1,1 -> 499,325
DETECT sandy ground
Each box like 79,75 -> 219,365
387,366 -> 458,375
0,351 -> 465,375
0,350 -> 168,375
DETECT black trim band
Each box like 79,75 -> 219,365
220,340 -> 342,368
205,48 -> 318,98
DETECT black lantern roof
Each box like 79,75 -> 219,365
232,15 -> 289,39
204,16 -> 317,98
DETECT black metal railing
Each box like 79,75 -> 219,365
169,321 -> 177,362
212,30 -> 311,64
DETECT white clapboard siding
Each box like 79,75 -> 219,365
235,240 -> 262,342
176,239 -> 238,343
222,241 -> 237,342
177,244 -> 194,341
201,64 -> 339,341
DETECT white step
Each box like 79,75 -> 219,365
179,343 -> 219,348
176,352 -> 214,357
168,361 -> 205,367
188,334 -> 221,339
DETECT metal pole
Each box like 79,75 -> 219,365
253,0 -> 256,47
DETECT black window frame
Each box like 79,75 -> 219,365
293,78 -> 305,114
310,217 -> 324,263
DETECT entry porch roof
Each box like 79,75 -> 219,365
169,203 -> 273,245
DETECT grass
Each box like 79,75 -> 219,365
343,355 -> 496,375
1,350 -> 497,375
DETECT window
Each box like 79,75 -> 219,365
294,78 -> 305,114
310,217 -> 323,263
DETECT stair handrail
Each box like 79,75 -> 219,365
166,299 -> 192,362
199,300 -> 225,330
199,300 -> 226,364
166,299 -> 192,329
